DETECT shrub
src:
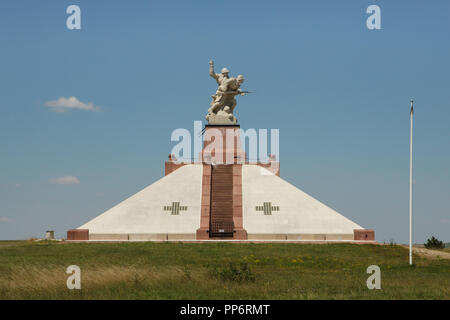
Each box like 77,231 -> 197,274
424,236 -> 445,249
210,261 -> 255,282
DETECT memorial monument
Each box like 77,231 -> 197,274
67,61 -> 375,242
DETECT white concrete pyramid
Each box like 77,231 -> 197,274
74,163 -> 365,241
79,164 -> 203,240
242,165 -> 362,240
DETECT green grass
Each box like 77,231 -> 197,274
0,240 -> 449,299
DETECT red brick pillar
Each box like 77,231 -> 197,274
201,125 -> 245,165
67,229 -> 89,240
196,164 -> 212,240
233,164 -> 247,240
196,125 -> 247,240
353,229 -> 375,241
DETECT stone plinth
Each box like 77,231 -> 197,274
67,229 -> 89,240
353,229 -> 375,241
196,125 -> 247,240
201,125 -> 245,165
206,110 -> 237,125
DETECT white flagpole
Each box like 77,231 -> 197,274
409,99 -> 414,265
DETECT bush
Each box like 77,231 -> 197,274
424,236 -> 445,249
210,261 -> 255,282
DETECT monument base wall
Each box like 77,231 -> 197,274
89,233 -> 129,241
247,233 -> 355,241
68,233 -> 198,241
67,229 -> 89,240
67,232 -> 373,242
353,229 -> 375,241
66,230 -> 372,242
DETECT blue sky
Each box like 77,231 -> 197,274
0,0 -> 449,242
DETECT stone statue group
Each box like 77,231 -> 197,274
206,60 -> 248,125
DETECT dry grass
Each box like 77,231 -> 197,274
0,241 -> 449,299
0,264 -> 204,299
411,247 -> 450,260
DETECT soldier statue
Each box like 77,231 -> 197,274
206,60 -> 249,124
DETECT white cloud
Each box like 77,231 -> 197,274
0,217 -> 11,222
49,176 -> 80,185
45,96 -> 101,112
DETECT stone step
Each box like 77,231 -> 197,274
210,165 -> 234,237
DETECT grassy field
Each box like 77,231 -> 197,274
0,240 -> 449,300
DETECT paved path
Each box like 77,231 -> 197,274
402,245 -> 450,260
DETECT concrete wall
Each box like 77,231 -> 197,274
89,233 -> 196,241
247,233 -> 354,241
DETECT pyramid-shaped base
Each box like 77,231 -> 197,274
68,163 -> 374,242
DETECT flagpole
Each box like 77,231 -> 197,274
409,99 -> 414,265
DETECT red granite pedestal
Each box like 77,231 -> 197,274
196,125 -> 247,240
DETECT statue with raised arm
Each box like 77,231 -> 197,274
206,60 -> 248,125
209,60 -> 230,87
